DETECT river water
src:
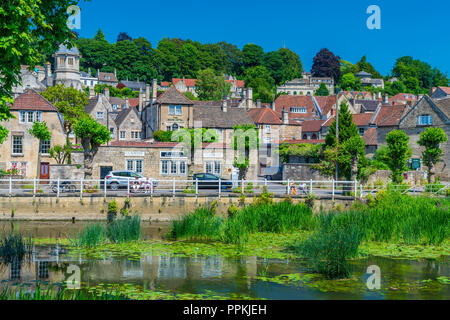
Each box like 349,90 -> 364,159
0,221 -> 448,300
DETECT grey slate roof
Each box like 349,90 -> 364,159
195,98 -> 242,108
432,97 -> 450,120
98,72 -> 118,83
353,99 -> 381,112
56,43 -> 79,55
156,86 -> 193,105
115,107 -> 139,126
193,106 -> 254,128
356,71 -> 372,77
120,80 -> 146,91
85,97 -> 99,114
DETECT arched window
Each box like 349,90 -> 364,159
172,123 -> 179,131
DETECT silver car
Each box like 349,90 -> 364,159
105,171 -> 158,190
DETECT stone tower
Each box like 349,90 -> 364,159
53,43 -> 82,90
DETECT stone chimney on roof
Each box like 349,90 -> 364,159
151,79 -> 158,103
114,68 -> 117,77
88,67 -> 91,76
383,94 -> 389,105
377,92 -> 382,100
104,87 -> 110,100
146,84 -> 150,103
139,90 -> 143,111
125,97 -> 130,109
270,101 -> 275,110
246,88 -> 253,109
282,108 -> 289,125
256,99 -> 261,108
89,86 -> 95,98
222,99 -> 227,113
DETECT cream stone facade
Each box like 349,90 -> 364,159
0,90 -> 66,178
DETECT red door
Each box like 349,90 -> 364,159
40,162 -> 50,183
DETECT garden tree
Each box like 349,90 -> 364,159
28,121 -> 51,178
340,60 -> 358,75
315,83 -> 330,96
94,29 -> 106,41
340,73 -> 361,91
117,32 -> 132,42
355,56 -> 382,79
392,56 -> 449,93
311,48 -> 341,83
233,124 -> 259,180
171,128 -> 218,163
0,0 -> 82,144
243,66 -> 274,85
247,78 -> 273,103
417,127 -> 448,183
154,38 -> 183,80
49,145 -> 72,164
242,44 -> 264,68
317,103 -> 367,180
263,51 -> 284,85
370,145 -> 390,170
179,43 -> 201,78
195,68 -> 231,101
385,130 -> 412,184
73,117 -> 111,179
94,84 -> 138,98
76,35 -> 112,73
41,85 -> 89,145
277,48 -> 303,83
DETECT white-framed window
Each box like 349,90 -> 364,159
290,107 -> 307,113
418,115 -> 432,126
40,140 -> 51,154
120,131 -> 126,140
265,125 -> 271,133
110,127 -> 115,137
160,159 -> 187,175
112,104 -> 118,110
96,112 -> 104,119
205,161 -> 222,175
12,136 -> 23,154
21,111 -> 42,123
126,159 -> 143,174
359,128 -> 365,136
131,131 -> 141,139
10,162 -> 27,176
169,105 -> 182,115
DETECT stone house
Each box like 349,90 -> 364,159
398,96 -> 450,180
172,78 -> 197,97
276,72 -> 334,96
97,70 -> 118,86
114,107 -> 143,141
355,71 -> 384,89
88,140 -> 257,182
0,89 -> 66,178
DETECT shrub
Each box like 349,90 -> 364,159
253,186 -> 273,206
168,208 -> 222,241
107,200 -> 118,222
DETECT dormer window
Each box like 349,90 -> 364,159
290,107 -> 307,113
418,115 -> 432,126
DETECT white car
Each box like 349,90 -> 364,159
105,170 -> 158,190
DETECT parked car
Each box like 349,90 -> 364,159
193,173 -> 233,189
105,171 -> 158,190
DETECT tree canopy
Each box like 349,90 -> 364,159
311,48 -> 341,83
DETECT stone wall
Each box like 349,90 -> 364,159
50,164 -> 84,180
282,163 -> 328,181
0,195 -> 354,221
365,170 -> 427,186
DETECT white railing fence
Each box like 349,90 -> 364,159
0,178 -> 446,199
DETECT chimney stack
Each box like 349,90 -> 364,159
247,88 -> 253,109
377,92 -> 382,100
256,99 -> 261,108
114,68 -> 117,77
104,87 -> 110,100
151,79 -> 158,103
125,97 -> 130,109
139,90 -> 143,111
88,67 -> 91,76
45,62 -> 51,79
282,108 -> 289,125
89,86 -> 95,98
383,94 -> 389,105
221,99 -> 228,113
146,84 -> 151,103
270,101 -> 276,110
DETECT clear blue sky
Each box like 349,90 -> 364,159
77,0 -> 450,76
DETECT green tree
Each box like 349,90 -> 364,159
73,117 -> 111,179
315,83 -> 330,96
417,127 -> 448,183
318,103 -> 367,180
29,121 -> 52,178
385,130 -> 412,184
277,48 -> 303,83
355,55 -> 382,79
311,48 -> 341,83
233,124 -> 259,180
340,73 -> 361,91
41,85 -> 89,144
196,68 -> 231,101
0,0 -> 82,144
180,43 -> 201,78
242,44 -> 264,68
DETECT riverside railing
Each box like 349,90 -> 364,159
0,178 -> 445,199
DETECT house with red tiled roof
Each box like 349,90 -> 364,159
0,89 -> 66,179
388,93 -> 418,106
430,87 -> 450,100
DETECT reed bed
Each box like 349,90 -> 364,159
71,223 -> 105,248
